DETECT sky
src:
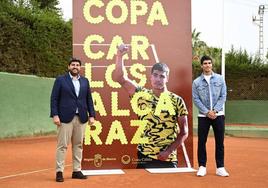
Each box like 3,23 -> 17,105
58,0 -> 268,56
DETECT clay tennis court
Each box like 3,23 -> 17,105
0,136 -> 267,188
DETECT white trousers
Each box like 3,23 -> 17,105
56,116 -> 86,172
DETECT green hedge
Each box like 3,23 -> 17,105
0,1 -> 72,77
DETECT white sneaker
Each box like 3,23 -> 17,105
197,166 -> 207,177
216,167 -> 229,177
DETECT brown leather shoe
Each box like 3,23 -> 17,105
56,171 -> 64,182
72,171 -> 87,179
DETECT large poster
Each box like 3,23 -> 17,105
73,0 -> 193,169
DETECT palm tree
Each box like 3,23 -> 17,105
192,28 -> 208,61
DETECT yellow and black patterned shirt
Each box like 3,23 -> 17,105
133,87 -> 188,161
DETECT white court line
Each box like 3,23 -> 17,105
0,164 -> 71,180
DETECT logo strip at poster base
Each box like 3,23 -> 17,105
82,169 -> 125,176
146,167 -> 197,173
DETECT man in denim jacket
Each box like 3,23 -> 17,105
192,55 -> 229,177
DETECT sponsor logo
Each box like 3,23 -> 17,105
121,155 -> 131,164
94,154 -> 103,167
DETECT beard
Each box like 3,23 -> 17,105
69,68 -> 79,76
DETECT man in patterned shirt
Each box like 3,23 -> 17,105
115,45 -> 189,168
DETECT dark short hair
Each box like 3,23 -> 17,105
151,62 -> 170,75
69,57 -> 82,66
200,55 -> 213,64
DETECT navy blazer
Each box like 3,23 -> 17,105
50,73 -> 95,124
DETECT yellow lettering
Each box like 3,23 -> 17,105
129,63 -> 147,87
131,36 -> 149,60
130,91 -> 151,116
130,0 -> 148,24
154,92 -> 175,116
83,0 -> 104,24
105,64 -> 121,88
111,92 -> 130,116
105,120 -> 128,145
130,120 -> 148,144
84,34 -> 105,59
106,0 -> 128,24
85,63 -> 104,88
92,92 -> 107,116
84,121 -> 103,145
106,35 -> 129,60
147,1 -> 169,26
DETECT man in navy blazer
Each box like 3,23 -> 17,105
50,57 -> 95,182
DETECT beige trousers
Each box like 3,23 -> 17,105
56,115 -> 87,172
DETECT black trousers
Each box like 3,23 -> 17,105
198,115 -> 225,168
136,151 -> 178,168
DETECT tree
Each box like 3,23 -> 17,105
0,0 -> 71,77
9,0 -> 60,13
192,28 -> 208,59
32,0 -> 59,11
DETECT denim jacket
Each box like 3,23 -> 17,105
192,72 -> 227,115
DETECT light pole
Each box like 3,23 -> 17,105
221,0 -> 226,112
221,0 -> 225,78
252,4 -> 267,60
